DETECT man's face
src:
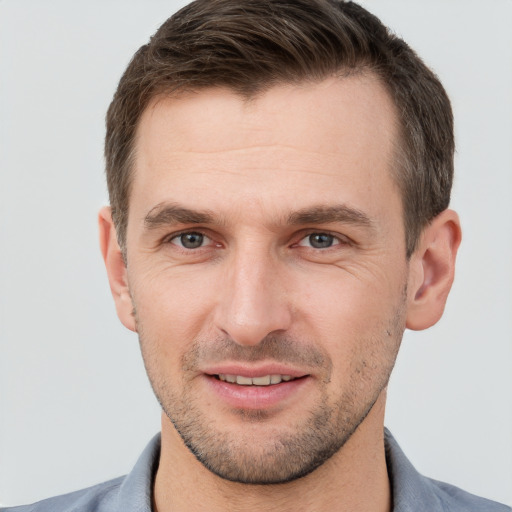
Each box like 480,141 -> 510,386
124,76 -> 411,483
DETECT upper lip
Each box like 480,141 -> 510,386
202,363 -> 309,379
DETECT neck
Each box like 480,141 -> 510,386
153,394 -> 391,512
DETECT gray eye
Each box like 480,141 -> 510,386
308,233 -> 335,248
175,232 -> 205,249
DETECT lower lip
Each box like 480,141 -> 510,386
204,375 -> 310,410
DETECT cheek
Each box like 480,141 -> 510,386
294,269 -> 398,330
291,268 -> 405,368
130,265 -> 219,353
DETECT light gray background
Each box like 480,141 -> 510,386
1,0 -> 511,507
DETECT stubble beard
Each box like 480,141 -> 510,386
156,371 -> 385,485
136,301 -> 406,485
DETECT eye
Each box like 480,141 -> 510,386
170,232 -> 210,249
297,233 -> 341,249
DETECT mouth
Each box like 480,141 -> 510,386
214,373 -> 305,386
214,374 -> 301,386
203,369 -> 311,410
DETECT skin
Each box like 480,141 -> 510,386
100,75 -> 461,512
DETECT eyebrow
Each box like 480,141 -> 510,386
143,202 -> 374,231
144,203 -> 214,230
287,205 -> 374,228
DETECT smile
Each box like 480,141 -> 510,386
216,374 -> 297,386
206,371 -> 311,410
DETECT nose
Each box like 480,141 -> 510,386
214,247 -> 292,346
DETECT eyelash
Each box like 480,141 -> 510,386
164,230 -> 350,251
165,231 -> 216,250
295,232 -> 348,249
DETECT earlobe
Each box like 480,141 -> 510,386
406,209 -> 462,331
98,207 -> 137,332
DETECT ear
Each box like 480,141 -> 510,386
98,206 -> 137,332
406,209 -> 462,331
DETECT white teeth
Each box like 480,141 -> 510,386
236,376 -> 253,386
252,375 -> 271,386
217,374 -> 295,386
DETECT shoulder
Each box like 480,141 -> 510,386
2,433 -> 160,512
425,477 -> 511,512
384,429 -> 511,512
0,476 -> 126,512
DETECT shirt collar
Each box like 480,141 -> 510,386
116,433 -> 160,512
384,428 -> 443,511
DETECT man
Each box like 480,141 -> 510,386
2,0 -> 509,511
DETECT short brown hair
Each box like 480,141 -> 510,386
105,0 -> 454,257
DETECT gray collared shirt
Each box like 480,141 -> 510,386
2,430 -> 510,511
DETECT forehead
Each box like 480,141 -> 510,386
131,75 -> 400,224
